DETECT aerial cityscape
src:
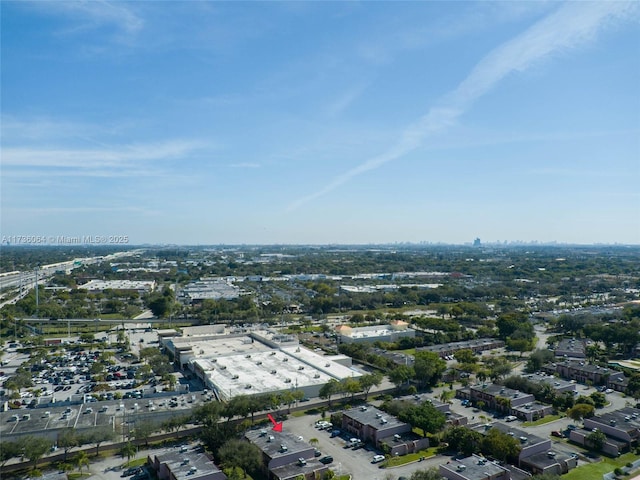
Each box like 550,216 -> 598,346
1,2 -> 639,480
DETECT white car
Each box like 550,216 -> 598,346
372,454 -> 385,463
505,415 -> 518,422
605,389 -> 613,394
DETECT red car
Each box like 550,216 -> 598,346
551,431 -> 564,438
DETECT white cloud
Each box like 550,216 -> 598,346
288,1 -> 639,212
2,140 -> 208,169
42,0 -> 143,37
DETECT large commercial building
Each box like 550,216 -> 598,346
78,279 -> 156,293
335,321 -> 415,344
160,327 -> 362,401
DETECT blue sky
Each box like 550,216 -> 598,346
2,1 -> 639,245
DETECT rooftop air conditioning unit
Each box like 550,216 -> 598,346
298,366 -> 304,370
376,413 -> 382,418
268,435 -> 275,442
271,370 -> 277,375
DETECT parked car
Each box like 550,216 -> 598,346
372,454 -> 385,463
551,431 -> 564,438
319,456 -> 333,464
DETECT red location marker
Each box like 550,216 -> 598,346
267,413 -> 283,432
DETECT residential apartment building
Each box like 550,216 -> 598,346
440,455 -> 510,480
148,445 -> 226,480
245,430 -> 327,480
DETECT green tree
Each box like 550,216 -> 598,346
399,401 -> 446,436
218,439 -> 261,476
0,441 -> 23,467
586,430 -> 606,452
75,451 -> 90,473
409,468 -> 444,480
413,351 -> 446,388
589,392 -> 607,408
389,365 -> 414,390
443,426 -> 483,456
626,374 -> 640,401
454,349 -> 476,364
481,428 -> 521,462
57,428 -> 79,462
567,403 -> 595,422
525,349 -> 555,373
83,426 -> 116,457
319,379 -> 340,407
133,420 -> 159,447
359,372 -> 383,400
23,436 -> 52,471
120,442 -> 137,462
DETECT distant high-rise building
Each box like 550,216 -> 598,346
473,237 -> 481,247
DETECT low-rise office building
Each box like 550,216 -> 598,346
583,407 -> 640,448
472,423 -> 551,467
554,338 -> 587,359
245,429 -> 327,480
341,405 -> 425,450
520,450 -> 577,476
522,373 -> 576,395
335,321 -> 415,344
419,338 -> 504,359
148,444 -> 226,480
440,454 -> 510,480
543,361 -> 622,386
511,402 -> 553,422
458,384 -> 534,414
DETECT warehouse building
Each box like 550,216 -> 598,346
161,328 -> 362,401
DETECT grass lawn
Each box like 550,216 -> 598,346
124,458 -> 148,468
383,447 -> 438,467
398,348 -> 416,355
522,414 -> 562,426
67,474 -> 92,480
563,452 -> 637,480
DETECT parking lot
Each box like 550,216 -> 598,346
281,411 -> 449,480
0,392 -> 207,442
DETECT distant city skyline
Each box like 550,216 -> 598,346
2,2 -> 639,245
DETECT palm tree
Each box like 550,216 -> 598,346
76,451 -> 90,474
121,442 -> 136,462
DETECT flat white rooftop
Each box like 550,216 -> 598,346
280,346 -> 362,380
197,350 -> 335,399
